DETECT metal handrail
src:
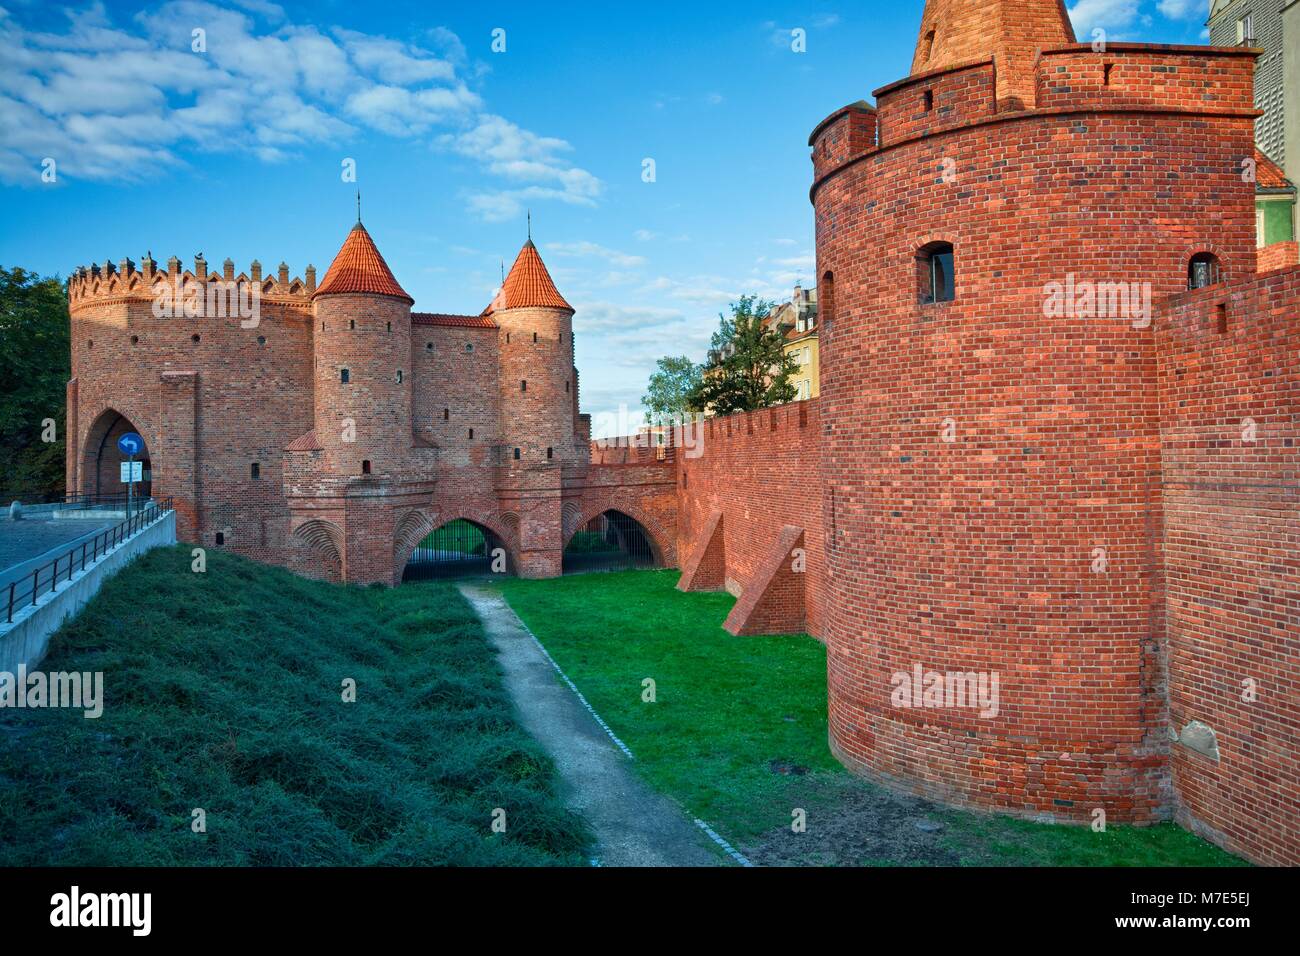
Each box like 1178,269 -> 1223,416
4,498 -> 173,624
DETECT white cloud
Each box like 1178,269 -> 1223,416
545,241 -> 646,268
0,0 -> 596,221
1156,0 -> 1201,20
1067,0 -> 1142,38
441,114 -> 602,221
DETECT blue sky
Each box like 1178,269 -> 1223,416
0,0 -> 1211,430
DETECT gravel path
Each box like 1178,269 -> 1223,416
458,582 -> 721,867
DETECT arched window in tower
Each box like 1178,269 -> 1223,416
1188,252 -> 1223,290
919,29 -> 935,63
917,241 -> 955,304
396,369 -> 403,383
820,270 -> 835,335
340,368 -> 350,383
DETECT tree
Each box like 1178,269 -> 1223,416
641,355 -> 702,425
688,295 -> 799,416
0,266 -> 70,501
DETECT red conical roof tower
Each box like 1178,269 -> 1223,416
483,239 -> 572,315
911,0 -> 1075,109
314,222 -> 412,303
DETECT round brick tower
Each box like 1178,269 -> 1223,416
310,221 -> 415,478
486,239 -> 577,465
812,0 -> 1259,822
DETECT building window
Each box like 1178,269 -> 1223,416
521,380 -> 527,392
386,321 -> 391,332
922,89 -> 933,112
362,460 -> 371,475
547,447 -> 553,459
1188,252 -> 1223,290
533,332 -> 538,343
468,428 -> 474,439
443,408 -> 449,420
426,342 -> 433,351
350,319 -> 355,330
396,369 -> 403,383
513,447 -> 521,460
506,332 -> 511,343
191,334 -> 200,343
565,380 -> 569,393
1237,13 -> 1254,45
257,335 -> 266,346
918,241 -> 955,304
215,531 -> 224,546
250,462 -> 260,479
465,343 -> 473,353
821,270 -> 835,329
340,368 -> 350,383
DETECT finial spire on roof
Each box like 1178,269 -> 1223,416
356,189 -> 361,224
527,209 -> 531,242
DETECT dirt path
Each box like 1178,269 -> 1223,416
458,583 -> 721,867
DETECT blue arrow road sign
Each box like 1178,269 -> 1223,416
117,432 -> 144,456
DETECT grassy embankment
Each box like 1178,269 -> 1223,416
0,545 -> 589,866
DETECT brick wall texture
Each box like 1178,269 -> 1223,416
64,0 -> 1298,866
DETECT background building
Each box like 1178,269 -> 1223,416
1211,0 -> 1299,246
762,282 -> 819,399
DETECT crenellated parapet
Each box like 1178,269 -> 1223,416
810,44 -> 1261,200
68,252 -> 317,313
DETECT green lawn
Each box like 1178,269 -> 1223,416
0,545 -> 589,866
498,570 -> 1245,867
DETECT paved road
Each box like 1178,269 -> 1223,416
458,583 -> 720,867
0,517 -> 115,573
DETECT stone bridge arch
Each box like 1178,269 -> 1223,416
563,496 -> 676,568
393,507 -> 521,583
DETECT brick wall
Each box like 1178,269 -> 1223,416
1155,266 -> 1300,865
674,401 -> 825,636
810,47 -> 1258,825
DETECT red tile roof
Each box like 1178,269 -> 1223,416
483,240 -> 572,314
1256,148 -> 1293,190
314,223 -> 413,302
412,312 -> 498,328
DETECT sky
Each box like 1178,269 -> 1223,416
0,0 -> 1212,433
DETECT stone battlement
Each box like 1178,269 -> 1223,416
68,253 -> 316,311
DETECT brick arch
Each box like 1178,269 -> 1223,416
79,406 -> 158,499
564,498 -> 675,567
1180,243 -> 1229,287
392,508 -> 519,582
290,518 -> 344,581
